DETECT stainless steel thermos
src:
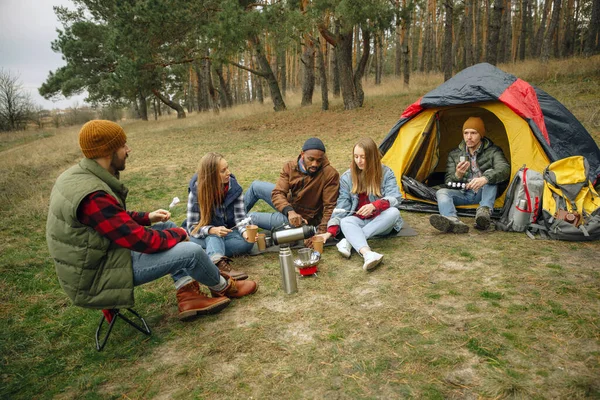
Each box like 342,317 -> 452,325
272,225 -> 316,245
512,199 -> 531,231
279,246 -> 297,294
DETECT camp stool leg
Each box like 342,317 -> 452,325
95,308 -> 152,351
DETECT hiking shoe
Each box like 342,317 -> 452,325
475,206 -> 491,230
336,238 -> 352,258
216,256 -> 248,281
362,251 -> 383,271
431,214 -> 469,233
210,273 -> 258,299
177,281 -> 231,321
430,214 -> 453,232
450,219 -> 470,234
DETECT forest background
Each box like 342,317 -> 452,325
2,0 -> 600,129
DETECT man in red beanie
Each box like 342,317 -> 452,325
46,120 -> 257,322
430,117 -> 510,233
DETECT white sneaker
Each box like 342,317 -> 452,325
362,251 -> 383,271
336,238 -> 352,258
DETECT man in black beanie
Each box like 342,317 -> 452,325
244,137 -> 340,244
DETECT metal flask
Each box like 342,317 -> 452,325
279,246 -> 298,294
512,199 -> 531,231
272,225 -> 316,245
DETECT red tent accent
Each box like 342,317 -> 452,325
400,97 -> 423,119
499,79 -> 550,144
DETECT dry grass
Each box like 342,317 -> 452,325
1,56 -> 600,399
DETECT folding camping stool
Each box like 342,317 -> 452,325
95,308 -> 151,351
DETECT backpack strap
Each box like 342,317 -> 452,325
521,167 -> 533,213
498,166 -> 524,227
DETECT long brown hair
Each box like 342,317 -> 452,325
193,152 -> 225,232
350,137 -> 383,196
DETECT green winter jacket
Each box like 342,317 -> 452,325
445,137 -> 510,185
46,158 -> 134,309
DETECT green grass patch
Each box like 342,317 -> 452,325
480,291 -> 504,300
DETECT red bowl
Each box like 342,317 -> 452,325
298,265 -> 318,276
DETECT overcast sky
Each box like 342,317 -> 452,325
0,0 -> 88,109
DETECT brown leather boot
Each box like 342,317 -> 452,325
210,273 -> 258,299
216,256 -> 248,280
177,281 -> 231,321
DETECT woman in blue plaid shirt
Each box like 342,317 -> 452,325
185,152 -> 254,280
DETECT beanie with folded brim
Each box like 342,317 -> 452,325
462,117 -> 486,136
302,137 -> 326,152
79,120 -> 127,159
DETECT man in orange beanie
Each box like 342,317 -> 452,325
47,120 -> 257,323
430,117 -> 510,233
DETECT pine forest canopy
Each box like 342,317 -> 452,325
39,0 -> 600,119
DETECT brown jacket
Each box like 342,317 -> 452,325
272,155 -> 340,233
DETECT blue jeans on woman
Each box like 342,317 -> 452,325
131,222 -> 221,290
189,230 -> 254,263
244,180 -> 289,230
435,184 -> 498,218
340,208 -> 401,252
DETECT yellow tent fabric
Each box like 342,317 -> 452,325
381,102 -> 551,209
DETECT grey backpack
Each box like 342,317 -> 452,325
497,166 -> 544,232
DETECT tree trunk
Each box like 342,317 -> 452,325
533,0 -> 551,57
193,62 -> 209,112
377,32 -> 384,84
250,36 -> 286,111
315,38 -> 329,111
402,0 -> 411,87
186,68 -> 194,113
486,0 -> 503,64
331,31 -> 341,97
132,98 -> 140,120
151,89 -> 185,118
354,28 -> 371,107
498,0 -> 511,62
464,0 -> 474,66
153,98 -> 158,120
474,0 -> 482,62
561,0 -> 573,57
395,0 -> 402,77
215,64 -> 233,108
137,90 -> 148,121
519,0 -> 528,60
278,49 -> 287,98
205,56 -> 220,114
321,26 -> 359,109
541,0 -> 562,61
256,77 -> 264,103
337,32 -> 361,109
585,0 -> 600,55
301,36 -> 316,106
443,0 -> 454,81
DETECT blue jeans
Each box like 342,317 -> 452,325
189,230 -> 254,262
244,180 -> 289,231
435,184 -> 498,218
340,208 -> 401,252
131,222 -> 221,289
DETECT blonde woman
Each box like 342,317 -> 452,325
327,138 -> 403,271
186,153 -> 255,281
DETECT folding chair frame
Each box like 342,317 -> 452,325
95,308 -> 151,351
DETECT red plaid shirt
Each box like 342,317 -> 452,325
78,191 -> 187,253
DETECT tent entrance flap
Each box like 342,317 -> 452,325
404,112 -> 440,182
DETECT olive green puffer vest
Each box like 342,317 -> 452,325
46,158 -> 134,309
